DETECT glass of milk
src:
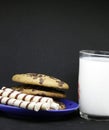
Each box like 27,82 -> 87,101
78,50 -> 109,121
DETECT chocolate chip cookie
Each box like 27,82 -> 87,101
12,73 -> 69,99
12,73 -> 69,89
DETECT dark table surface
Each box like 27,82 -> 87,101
0,110 -> 109,130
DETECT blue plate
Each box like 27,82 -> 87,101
0,99 -> 79,119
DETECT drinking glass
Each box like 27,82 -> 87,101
78,50 -> 109,121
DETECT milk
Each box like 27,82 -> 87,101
79,57 -> 109,116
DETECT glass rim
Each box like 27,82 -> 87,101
80,50 -> 109,57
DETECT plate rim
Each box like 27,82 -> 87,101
0,99 -> 79,117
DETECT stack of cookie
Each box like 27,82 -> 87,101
0,73 -> 69,111
11,73 -> 69,99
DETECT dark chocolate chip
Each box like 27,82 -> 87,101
39,78 -> 44,84
32,89 -> 35,91
27,73 -> 38,77
38,74 -> 43,78
27,73 -> 44,79
56,80 -> 64,87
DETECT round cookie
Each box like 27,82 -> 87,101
12,73 -> 69,90
12,86 -> 66,98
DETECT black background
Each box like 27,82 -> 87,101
0,1 -> 109,130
